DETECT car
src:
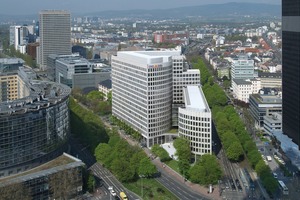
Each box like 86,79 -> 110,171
273,173 -> 278,179
110,190 -> 117,197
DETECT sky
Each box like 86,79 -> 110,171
0,0 -> 281,15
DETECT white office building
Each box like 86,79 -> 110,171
178,86 -> 212,156
231,55 -> 256,85
232,78 -> 261,103
9,26 -> 29,52
112,51 -> 176,147
172,55 -> 200,126
112,50 -> 208,151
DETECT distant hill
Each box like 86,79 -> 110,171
0,2 -> 281,23
87,2 -> 281,19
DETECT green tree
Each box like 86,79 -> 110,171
174,138 -> 191,177
226,141 -> 244,161
188,154 -> 222,185
138,157 -> 157,178
111,158 -> 135,182
87,90 -> 105,101
223,79 -> 231,89
87,173 -> 96,192
94,143 -> 112,165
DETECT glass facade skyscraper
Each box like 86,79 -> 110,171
282,1 -> 300,148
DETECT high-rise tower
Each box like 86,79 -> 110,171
39,10 -> 71,70
282,1 -> 300,148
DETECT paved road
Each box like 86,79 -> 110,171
76,101 -> 215,199
70,136 -> 140,200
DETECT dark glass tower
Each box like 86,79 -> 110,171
282,1 -> 300,148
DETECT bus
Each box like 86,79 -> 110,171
278,180 -> 289,195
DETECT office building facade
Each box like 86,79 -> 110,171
231,55 -> 256,85
249,92 -> 282,128
178,86 -> 212,156
112,50 -> 207,149
39,10 -> 71,70
55,56 -> 92,88
112,51 -> 174,147
0,70 -> 71,177
282,1 -> 300,148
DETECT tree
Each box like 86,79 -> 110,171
223,79 -> 230,89
226,141 -> 244,162
151,144 -> 171,162
247,150 -> 262,168
188,154 -> 222,185
107,91 -> 112,104
87,173 -> 96,192
87,90 -> 104,101
94,143 -> 112,165
111,158 -> 135,182
255,160 -> 269,176
174,138 -> 191,177
138,157 -> 157,178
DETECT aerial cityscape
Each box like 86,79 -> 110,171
0,1 -> 299,200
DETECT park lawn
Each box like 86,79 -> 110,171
164,159 -> 180,174
123,178 -> 179,200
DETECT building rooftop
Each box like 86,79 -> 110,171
183,86 -> 209,112
115,50 -> 182,66
233,79 -> 253,85
0,153 -> 84,186
251,93 -> 282,104
99,79 -> 112,89
0,79 -> 71,115
0,58 -> 24,65
57,57 -> 89,65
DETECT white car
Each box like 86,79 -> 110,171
108,186 -> 117,197
110,190 -> 117,196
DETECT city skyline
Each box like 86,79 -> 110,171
0,0 -> 281,15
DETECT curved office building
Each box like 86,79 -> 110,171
178,86 -> 212,156
0,72 -> 71,177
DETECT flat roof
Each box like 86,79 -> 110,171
0,153 -> 84,186
184,86 -> 208,112
233,79 -> 252,85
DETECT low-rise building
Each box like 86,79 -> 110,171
0,153 -> 85,200
258,71 -> 282,89
98,79 -> 112,100
249,90 -> 282,128
56,56 -> 92,87
232,78 -> 261,103
264,113 -> 282,135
